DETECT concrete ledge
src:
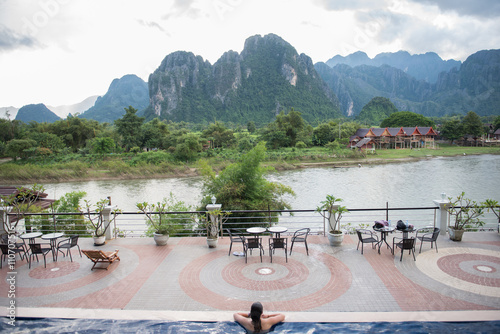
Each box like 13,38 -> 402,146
12,308 -> 500,323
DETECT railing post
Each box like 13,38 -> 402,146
102,205 -> 117,240
433,194 -> 449,236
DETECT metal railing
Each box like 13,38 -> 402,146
8,205 -> 499,238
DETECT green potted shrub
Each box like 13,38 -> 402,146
445,192 -> 485,241
83,198 -> 120,245
316,195 -> 349,246
137,194 -> 192,246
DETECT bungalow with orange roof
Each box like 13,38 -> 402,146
349,126 -> 438,150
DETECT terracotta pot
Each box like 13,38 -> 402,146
328,231 -> 344,246
153,233 -> 169,246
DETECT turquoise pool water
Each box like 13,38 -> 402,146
2,318 -> 500,333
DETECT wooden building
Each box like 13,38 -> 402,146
349,126 -> 438,150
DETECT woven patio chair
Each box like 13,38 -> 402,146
269,237 -> 287,263
356,229 -> 379,254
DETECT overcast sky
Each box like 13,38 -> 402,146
1,0 -> 499,108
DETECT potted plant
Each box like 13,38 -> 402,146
83,198 -> 120,245
137,194 -> 192,246
205,208 -> 230,248
445,192 -> 485,241
137,201 -> 173,246
316,195 -> 349,246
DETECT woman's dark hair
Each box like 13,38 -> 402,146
250,302 -> 263,332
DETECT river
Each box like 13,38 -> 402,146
36,154 -> 499,211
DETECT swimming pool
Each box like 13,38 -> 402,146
2,318 -> 500,333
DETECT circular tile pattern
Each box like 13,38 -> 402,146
438,254 -> 500,286
223,258 -> 308,290
416,247 -> 500,297
179,249 -> 352,311
29,261 -> 80,279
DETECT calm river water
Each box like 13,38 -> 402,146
36,154 -> 499,211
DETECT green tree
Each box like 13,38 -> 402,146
202,122 -> 235,148
439,119 -> 464,144
247,121 -> 256,133
260,109 -> 311,148
236,133 -> 256,152
114,106 -> 145,151
141,118 -> 170,150
493,115 -> 500,131
175,133 -> 203,161
462,111 -> 484,137
313,121 -> 336,146
90,137 -> 115,156
28,132 -> 65,153
5,139 -> 36,161
53,191 -> 88,235
198,142 -> 294,212
50,116 -> 99,152
357,97 -> 398,126
380,111 -> 435,128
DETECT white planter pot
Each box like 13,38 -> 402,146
93,235 -> 106,246
328,231 -> 344,246
154,233 -> 169,246
207,237 -> 218,248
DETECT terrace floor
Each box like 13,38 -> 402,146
1,231 -> 500,324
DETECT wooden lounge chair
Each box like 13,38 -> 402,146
82,249 -> 120,270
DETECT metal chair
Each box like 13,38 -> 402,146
392,237 -> 416,261
56,235 -> 82,262
225,229 -> 245,256
1,233 -> 26,260
0,243 -> 25,269
243,237 -> 264,263
269,237 -> 287,263
416,227 -> 440,253
356,229 -> 379,254
28,243 -> 52,268
289,228 -> 310,256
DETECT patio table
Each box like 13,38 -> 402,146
246,227 -> 266,237
373,226 -> 396,254
42,232 -> 65,261
268,226 -> 287,238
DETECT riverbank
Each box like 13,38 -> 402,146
0,145 -> 498,184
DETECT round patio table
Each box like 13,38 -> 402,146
20,232 -> 42,244
373,226 -> 396,254
268,226 -> 287,238
42,232 -> 65,261
246,227 -> 266,237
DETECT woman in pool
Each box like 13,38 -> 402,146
233,302 -> 285,333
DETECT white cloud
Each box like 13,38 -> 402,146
0,0 -> 498,108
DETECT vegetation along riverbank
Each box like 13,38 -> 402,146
0,144 -> 498,184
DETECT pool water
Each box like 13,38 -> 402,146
2,318 -> 500,333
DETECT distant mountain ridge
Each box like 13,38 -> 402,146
145,33 -> 341,124
3,34 -> 500,124
15,104 -> 60,123
326,50 -> 461,83
79,74 -> 149,123
316,48 -> 500,118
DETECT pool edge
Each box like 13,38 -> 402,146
10,308 -> 500,323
